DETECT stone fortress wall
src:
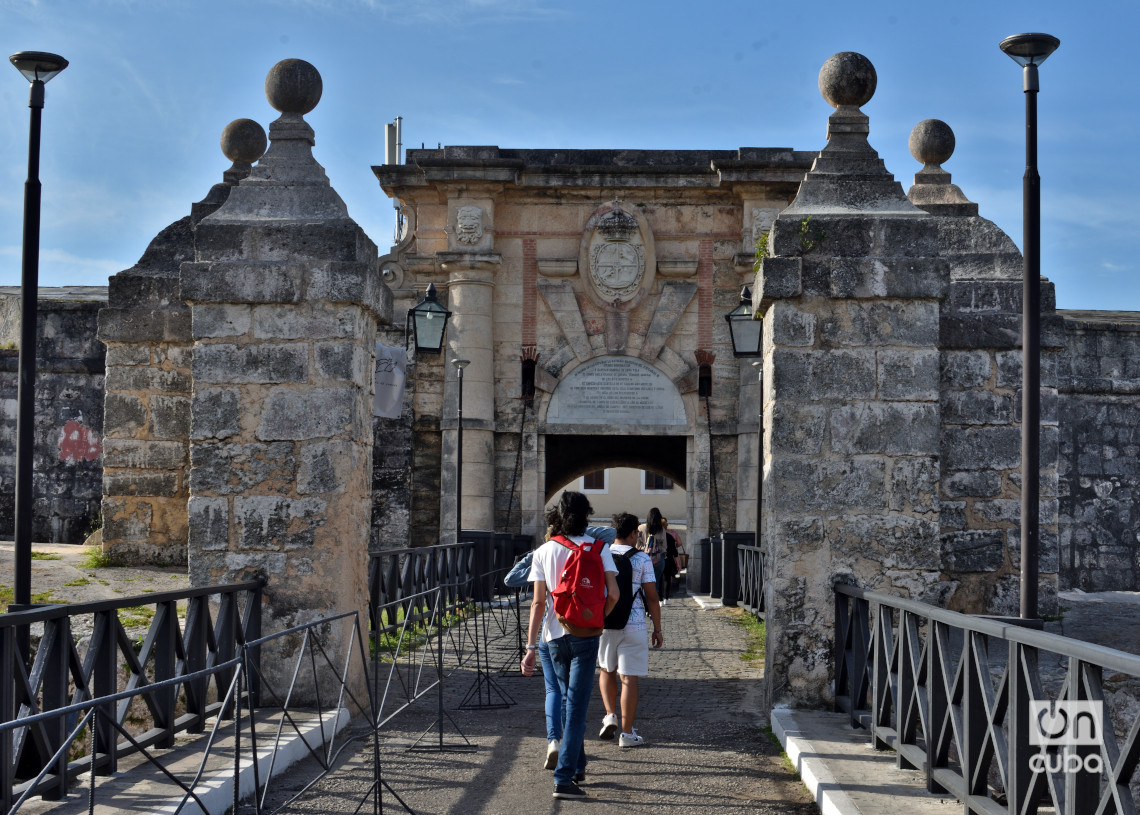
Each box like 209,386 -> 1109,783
1,52 -> 1139,638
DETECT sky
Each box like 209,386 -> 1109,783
1,0 -> 1137,311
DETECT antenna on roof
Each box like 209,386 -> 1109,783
385,117 -> 408,243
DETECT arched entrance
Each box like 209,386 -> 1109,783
543,434 -> 686,502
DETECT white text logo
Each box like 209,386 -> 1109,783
1028,700 -> 1104,775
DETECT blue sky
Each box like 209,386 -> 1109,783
1,0 -> 1136,311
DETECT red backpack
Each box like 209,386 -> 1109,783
550,535 -> 607,638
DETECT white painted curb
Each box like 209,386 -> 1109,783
771,708 -> 861,815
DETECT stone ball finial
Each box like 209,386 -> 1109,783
221,118 -> 268,164
909,119 -> 955,166
264,58 -> 322,115
818,52 -> 877,108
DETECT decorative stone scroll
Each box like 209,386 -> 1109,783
545,356 -> 686,426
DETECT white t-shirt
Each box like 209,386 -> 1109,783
608,543 -> 654,630
529,534 -> 618,643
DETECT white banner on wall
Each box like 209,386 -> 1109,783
373,343 -> 407,418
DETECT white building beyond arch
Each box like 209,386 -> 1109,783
545,356 -> 687,428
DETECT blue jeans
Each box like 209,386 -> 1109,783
539,640 -> 561,742
546,633 -> 600,786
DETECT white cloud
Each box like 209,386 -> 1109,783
0,245 -> 129,287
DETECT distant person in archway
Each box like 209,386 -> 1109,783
521,491 -> 619,801
598,512 -> 662,748
660,517 -> 681,604
637,507 -> 667,591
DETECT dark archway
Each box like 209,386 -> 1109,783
544,434 -> 687,503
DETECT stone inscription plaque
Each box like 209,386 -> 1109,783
546,357 -> 686,426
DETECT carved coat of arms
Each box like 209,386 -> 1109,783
588,208 -> 644,303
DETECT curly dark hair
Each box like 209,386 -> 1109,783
611,512 -> 639,540
545,490 -> 592,537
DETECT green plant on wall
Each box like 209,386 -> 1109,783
798,216 -> 826,253
752,230 -> 770,272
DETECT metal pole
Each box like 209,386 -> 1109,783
15,78 -> 45,627
1020,62 -> 1040,621
456,365 -> 464,543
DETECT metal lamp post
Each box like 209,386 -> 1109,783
999,32 -> 1059,621
10,51 -> 68,621
726,286 -> 764,540
452,359 -> 470,542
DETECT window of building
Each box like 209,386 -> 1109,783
642,471 -> 673,492
581,470 -> 608,493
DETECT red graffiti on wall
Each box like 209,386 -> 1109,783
59,420 -> 102,463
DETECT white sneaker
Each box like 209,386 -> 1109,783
619,729 -> 645,748
599,713 -> 619,740
544,739 -> 559,770
661,598 -> 668,606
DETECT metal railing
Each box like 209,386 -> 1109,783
0,580 -> 262,810
737,542 -> 764,618
834,582 -> 1140,814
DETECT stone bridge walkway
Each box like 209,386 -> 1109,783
258,596 -> 817,814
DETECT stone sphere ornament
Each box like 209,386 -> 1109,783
818,52 -> 877,108
909,119 -> 956,166
221,118 -> 268,164
265,58 -> 322,115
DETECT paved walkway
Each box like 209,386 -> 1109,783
256,595 -> 818,814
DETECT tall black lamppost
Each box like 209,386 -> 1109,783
10,51 -> 68,620
999,32 -> 1059,621
452,359 -> 470,542
725,286 -> 764,535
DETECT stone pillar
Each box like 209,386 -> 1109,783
97,120 -> 266,564
183,60 -> 390,701
756,53 -> 944,709
440,199 -> 500,538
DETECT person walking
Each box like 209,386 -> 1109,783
637,507 -> 667,592
659,517 -> 680,604
598,512 -> 662,748
521,491 -> 619,800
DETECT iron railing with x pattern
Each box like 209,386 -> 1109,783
0,580 -> 262,810
737,542 -> 765,618
835,582 -> 1140,815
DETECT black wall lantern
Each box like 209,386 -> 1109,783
725,286 -> 762,358
406,282 -> 452,354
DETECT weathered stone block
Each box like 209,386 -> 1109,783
829,257 -> 948,300
190,441 -> 296,495
298,440 -> 363,494
941,350 -> 992,388
188,496 -> 229,551
888,456 -> 937,513
315,342 -> 367,383
769,304 -> 816,347
103,439 -> 186,469
941,426 -> 1021,471
755,256 -> 802,303
770,349 -> 876,401
940,315 -> 1020,349
104,345 -> 152,367
878,349 -> 939,400
830,515 -> 940,570
150,395 -> 191,439
233,495 -> 326,550
820,301 -> 939,349
771,458 -> 886,512
103,471 -> 179,497
104,393 -> 146,437
101,496 -> 153,543
940,500 -> 967,530
180,261 -> 304,304
105,366 -> 191,395
192,305 -> 252,338
768,404 -> 826,455
942,390 -> 1013,425
258,387 -> 356,440
942,470 -> 1002,499
191,387 -> 241,440
830,402 -> 938,456
252,304 -> 361,340
192,344 -> 307,384
973,498 -> 1019,524
941,530 -> 1004,572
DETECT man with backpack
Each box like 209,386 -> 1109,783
597,512 -> 663,748
521,491 -> 619,800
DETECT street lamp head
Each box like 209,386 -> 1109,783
999,33 -> 1060,67
9,51 -> 68,83
406,282 -> 452,354
724,286 -> 763,358
452,359 -> 471,371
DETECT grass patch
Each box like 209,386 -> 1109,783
31,590 -> 55,604
117,605 -> 155,628
761,725 -> 798,775
724,607 -> 766,663
63,577 -> 92,587
30,551 -> 62,561
79,547 -> 115,569
0,585 -> 13,613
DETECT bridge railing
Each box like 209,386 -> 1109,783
0,580 -> 262,809
736,542 -> 764,618
834,582 -> 1140,815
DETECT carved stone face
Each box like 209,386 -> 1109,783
456,205 -> 484,245
751,208 -> 775,245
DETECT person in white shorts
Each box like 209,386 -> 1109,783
597,512 -> 662,748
